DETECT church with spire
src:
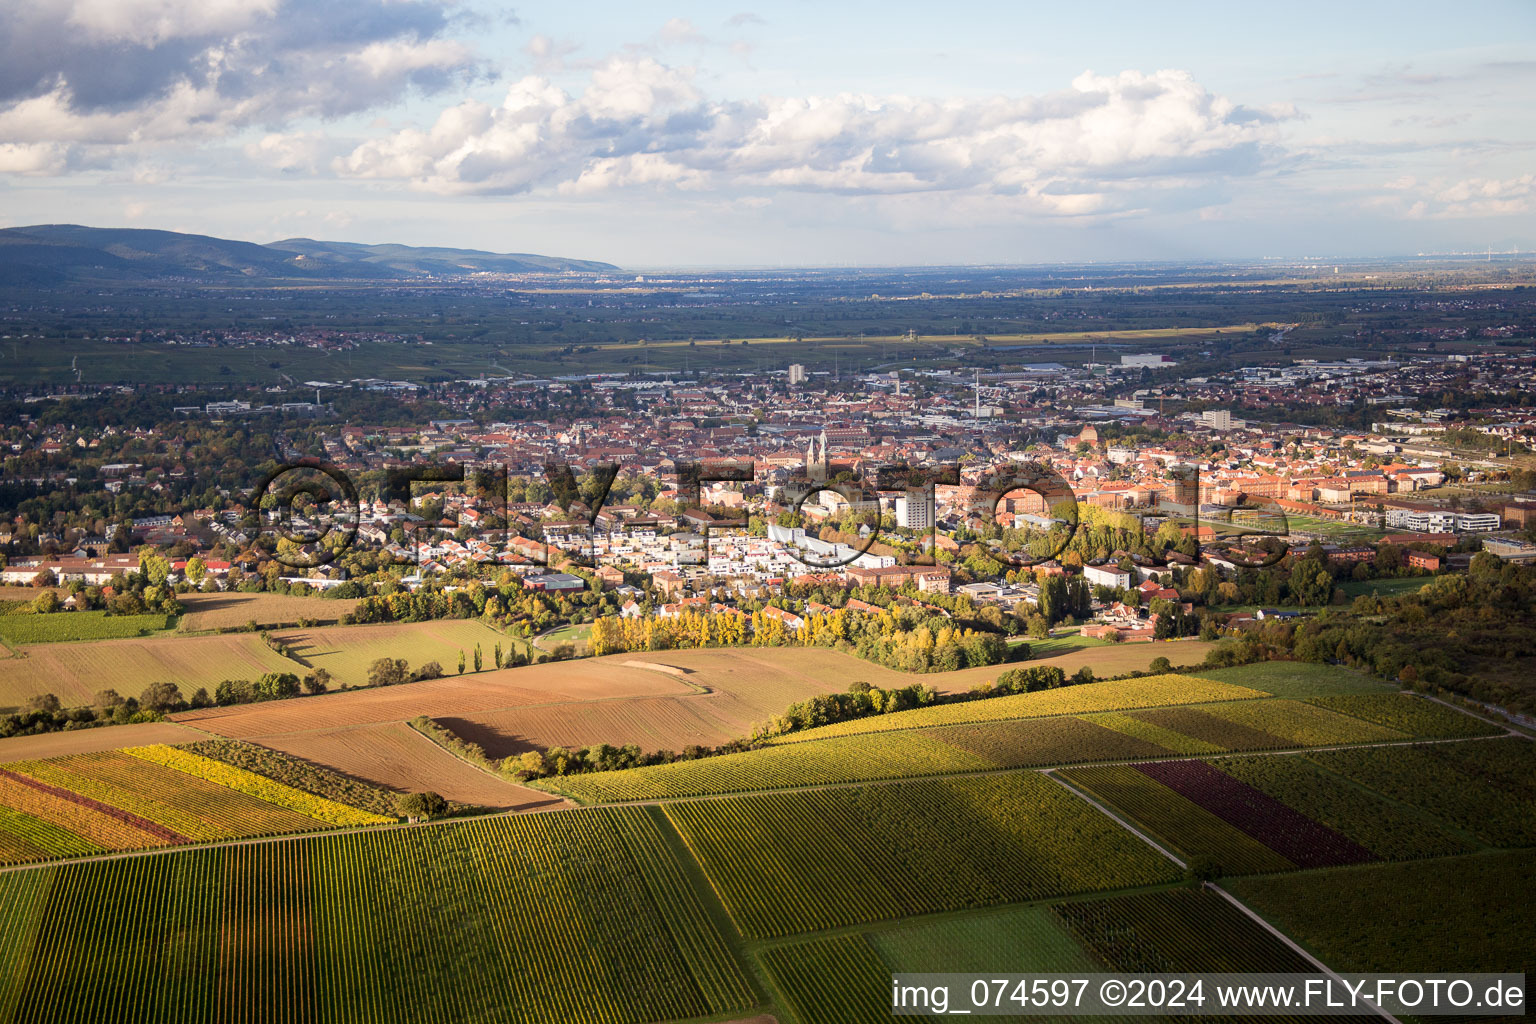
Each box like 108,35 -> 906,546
805,429 -> 830,480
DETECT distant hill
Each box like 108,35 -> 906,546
0,225 -> 618,285
265,238 -> 616,276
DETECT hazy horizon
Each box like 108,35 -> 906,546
3,1 -> 1534,265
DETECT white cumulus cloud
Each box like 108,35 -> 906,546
330,63 -> 1291,217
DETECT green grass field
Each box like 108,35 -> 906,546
533,622 -> 592,654
1283,514 -> 1386,540
1014,632 -> 1115,657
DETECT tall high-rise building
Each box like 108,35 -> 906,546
788,363 -> 806,385
895,490 -> 934,530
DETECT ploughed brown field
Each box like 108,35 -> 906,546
169,657 -> 698,738
0,721 -> 206,762
258,721 -> 568,812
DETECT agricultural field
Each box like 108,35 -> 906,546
1135,760 -> 1380,869
0,587 -> 64,602
1230,850 -> 1536,975
0,611 -> 170,646
0,722 -> 204,763
542,731 -> 996,802
177,592 -> 360,631
541,714 -> 1179,803
759,935 -> 891,1024
183,646 -> 1224,764
664,772 -> 1178,940
179,739 -> 405,817
1338,576 -> 1434,599
760,889 -> 1341,1024
871,903 -> 1102,976
1302,739 -> 1536,847
770,675 -> 1267,744
1085,710 -> 1226,754
0,805 -> 756,1024
257,722 -> 568,812
0,633 -> 298,710
0,745 -> 391,867
1123,705 -> 1290,751
1060,764 -> 1296,875
917,715 -> 1170,767
1052,888 -> 1321,973
442,694 -> 753,758
618,644 -> 1216,702
1195,698 -> 1408,747
1305,693 -> 1504,738
1215,754 -> 1475,861
170,656 -> 696,739
269,620 -> 521,688
1194,661 -> 1390,698
1066,737 -> 1534,880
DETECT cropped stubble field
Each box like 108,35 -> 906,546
0,805 -> 755,1024
176,592 -> 360,631
0,633 -> 297,709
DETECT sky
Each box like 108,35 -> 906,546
2,0 -> 1534,267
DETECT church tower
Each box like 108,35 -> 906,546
806,431 -> 829,479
